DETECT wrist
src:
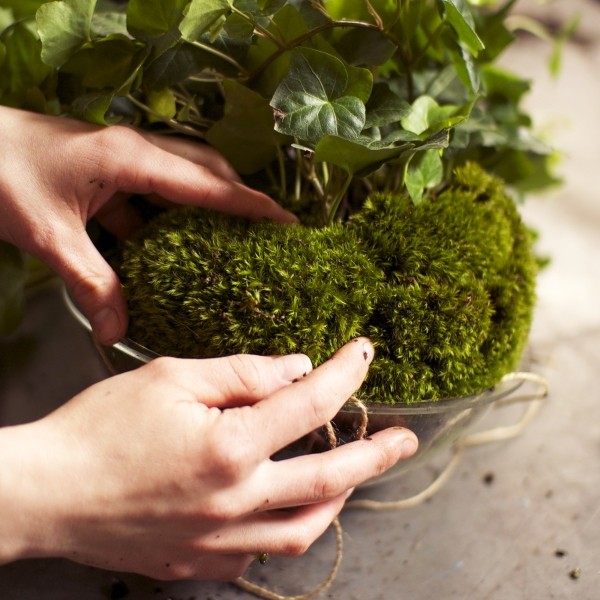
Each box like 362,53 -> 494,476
0,422 -> 70,563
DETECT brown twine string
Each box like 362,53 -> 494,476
233,517 -> 344,600
234,372 -> 548,597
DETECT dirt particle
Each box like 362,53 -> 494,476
483,472 -> 495,485
555,549 -> 567,558
569,567 -> 581,580
109,578 -> 129,599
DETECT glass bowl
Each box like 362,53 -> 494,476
63,286 -> 523,486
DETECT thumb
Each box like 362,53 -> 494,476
47,229 -> 128,346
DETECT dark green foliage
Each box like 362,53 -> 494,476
121,164 -> 537,404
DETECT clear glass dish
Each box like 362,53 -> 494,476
63,285 -> 522,486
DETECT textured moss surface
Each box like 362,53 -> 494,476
120,164 -> 537,404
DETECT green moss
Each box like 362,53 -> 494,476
120,163 -> 537,404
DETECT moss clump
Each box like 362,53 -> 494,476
120,164 -> 537,404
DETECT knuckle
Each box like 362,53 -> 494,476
226,355 -> 269,397
204,423 -> 254,482
146,356 -> 181,381
309,467 -> 344,501
281,528 -> 312,557
200,496 -> 241,523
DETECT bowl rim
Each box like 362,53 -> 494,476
62,283 -> 522,414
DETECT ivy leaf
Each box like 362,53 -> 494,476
401,95 -> 469,136
0,241 -> 27,336
71,91 -> 117,124
364,83 -> 410,129
245,3 -> 309,96
0,23 -> 52,96
335,28 -> 397,67
313,135 -> 413,176
146,87 -> 177,122
127,0 -> 187,55
62,36 -> 145,91
206,80 -> 287,174
36,0 -> 96,67
405,149 -> 444,204
91,11 -> 128,38
440,0 -> 485,57
179,0 -> 233,42
449,40 -> 480,93
0,1 -> 48,20
270,47 -> 372,147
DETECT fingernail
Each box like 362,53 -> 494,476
274,353 -> 313,382
362,340 -> 374,364
280,210 -> 300,225
91,307 -> 120,345
402,436 -> 419,457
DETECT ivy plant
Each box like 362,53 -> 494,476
0,0 -> 563,398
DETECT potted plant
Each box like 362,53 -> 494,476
1,0 -> 561,465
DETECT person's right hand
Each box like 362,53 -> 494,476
0,338 -> 418,581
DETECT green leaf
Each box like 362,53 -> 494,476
146,87 -> 177,122
270,47 -> 372,146
70,91 -> 116,124
0,22 -> 52,99
0,241 -> 27,336
0,7 -> 15,32
364,83 -> 410,129
62,36 -> 144,90
206,80 -> 286,174
453,42 -> 480,93
244,3 -> 309,96
313,135 -> 413,176
405,149 -> 444,204
91,11 -> 128,38
440,0 -> 485,57
126,0 -> 187,55
142,41 -> 215,89
335,28 -> 397,67
401,95 -> 469,136
0,0 -> 48,20
179,0 -> 233,42
36,0 -> 96,67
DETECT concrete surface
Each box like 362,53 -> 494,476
1,1 -> 599,598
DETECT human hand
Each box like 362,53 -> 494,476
0,339 -> 417,581
0,106 -> 296,345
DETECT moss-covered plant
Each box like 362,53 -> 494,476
122,163 -> 536,403
0,0 -> 563,402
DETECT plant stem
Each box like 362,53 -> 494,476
328,171 -> 353,225
276,146 -> 287,202
248,19 -> 383,81
190,41 -> 249,76
230,6 -> 286,49
126,95 -> 206,139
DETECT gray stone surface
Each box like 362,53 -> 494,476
1,2 -> 599,598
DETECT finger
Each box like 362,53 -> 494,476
262,427 -> 418,509
238,338 -> 374,457
153,553 -> 253,582
111,129 -> 298,224
94,192 -> 146,239
140,132 -> 242,182
146,353 -> 313,409
194,492 -> 350,557
42,224 -> 128,345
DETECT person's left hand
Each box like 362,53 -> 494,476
0,106 -> 297,345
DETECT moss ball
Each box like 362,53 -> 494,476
121,210 -> 384,365
120,163 -> 537,404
